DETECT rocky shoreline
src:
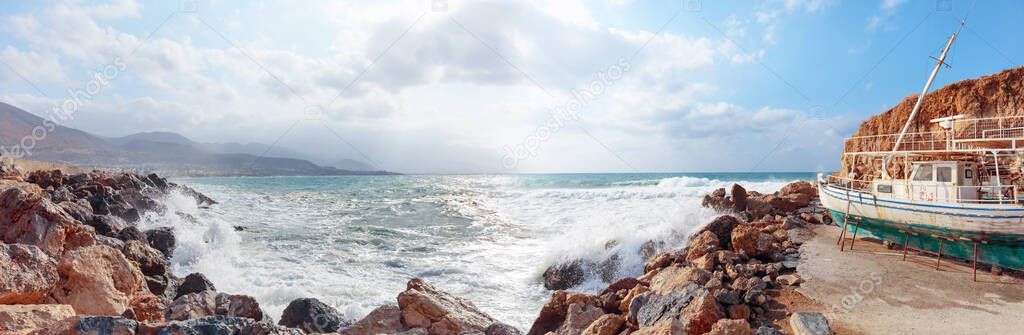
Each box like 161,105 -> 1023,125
0,159 -> 833,335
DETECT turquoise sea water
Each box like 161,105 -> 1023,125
142,173 -> 815,329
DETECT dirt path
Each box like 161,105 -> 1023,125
797,225 -> 1024,334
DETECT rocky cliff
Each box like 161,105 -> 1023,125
842,66 -> 1024,179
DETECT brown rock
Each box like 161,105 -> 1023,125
731,184 -> 748,212
648,265 -> 710,295
0,304 -> 75,332
618,285 -> 649,314
703,216 -> 739,248
726,304 -> 751,320
165,291 -> 217,321
0,181 -> 95,257
129,293 -> 165,323
777,274 -> 803,286
39,315 -> 138,335
554,302 -> 604,335
643,252 -> 674,273
731,226 -> 774,259
339,304 -> 406,335
679,289 -> 724,335
215,293 -> 268,321
706,319 -> 754,335
632,319 -> 685,335
684,231 -> 720,262
120,240 -> 166,277
398,278 -> 496,335
527,291 -> 597,335
53,245 -> 145,315
0,243 -> 58,304
779,181 -> 816,198
691,253 -> 717,271
580,314 -> 625,335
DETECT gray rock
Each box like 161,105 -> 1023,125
279,297 -> 349,333
485,322 -> 524,335
714,289 -> 741,306
635,283 -> 707,327
175,272 -> 216,299
150,315 -> 303,335
542,260 -> 586,290
144,227 -> 176,257
790,312 -> 833,335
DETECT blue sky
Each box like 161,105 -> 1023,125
0,0 -> 1020,173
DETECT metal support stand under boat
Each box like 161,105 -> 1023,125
836,194 -> 853,249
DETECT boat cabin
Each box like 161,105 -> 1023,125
871,160 -> 1016,204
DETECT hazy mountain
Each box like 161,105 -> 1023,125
331,158 -> 376,171
0,102 -> 394,176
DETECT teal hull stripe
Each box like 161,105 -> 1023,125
829,209 -> 1024,270
821,185 -> 1024,212
821,187 -> 1024,219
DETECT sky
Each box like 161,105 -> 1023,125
0,0 -> 1020,174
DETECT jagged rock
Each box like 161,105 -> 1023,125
635,284 -> 707,328
789,312 -> 832,335
26,170 -> 64,189
143,315 -> 301,335
757,326 -> 785,335
726,304 -> 751,320
632,319 -> 685,335
0,304 -> 75,332
780,181 -> 817,199
95,234 -> 126,250
648,265 -> 710,295
87,214 -> 128,237
527,291 -> 596,335
704,216 -> 739,248
643,252 -> 675,273
129,293 -> 165,323
743,289 -> 767,306
117,226 -> 146,243
121,240 -> 166,277
543,260 -> 586,290
684,231 -> 720,262
57,200 -> 93,223
175,272 -> 216,299
707,319 -> 754,335
145,274 -> 169,297
553,302 -> 603,335
339,304 -> 405,335
216,293 -> 269,321
279,297 -> 348,333
0,243 -> 58,304
143,227 -> 175,258
680,289 -> 725,334
618,285 -> 649,315
165,291 -> 217,321
787,228 -> 815,245
714,290 -> 741,306
0,181 -> 95,256
731,184 -> 748,211
731,226 -> 775,259
43,316 -> 138,335
399,278 -> 496,335
580,314 -> 624,335
53,245 -> 145,315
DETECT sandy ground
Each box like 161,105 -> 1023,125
797,225 -> 1024,334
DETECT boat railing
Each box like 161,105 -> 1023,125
844,115 -> 1024,154
820,174 -> 1019,204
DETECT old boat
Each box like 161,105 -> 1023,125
817,22 -> 1024,272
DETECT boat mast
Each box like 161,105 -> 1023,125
890,21 -> 965,153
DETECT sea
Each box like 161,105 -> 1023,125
136,172 -> 816,329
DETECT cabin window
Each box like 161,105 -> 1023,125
965,169 -> 973,179
936,167 -> 952,182
913,164 -> 933,181
877,184 -> 893,193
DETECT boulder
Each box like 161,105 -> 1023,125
635,284 -> 707,328
704,215 -> 739,248
0,243 -> 59,304
618,284 -> 649,315
57,200 -> 93,224
526,291 -> 596,335
143,227 -> 175,258
684,231 -> 720,262
0,304 -> 75,332
95,235 -> 126,250
53,245 -> 146,315
0,181 -> 95,257
175,272 -> 216,299
486,322 -> 524,335
121,240 -> 166,277
142,315 -> 301,335
216,293 -> 269,321
777,274 -> 803,286
399,278 -> 496,335
714,290 -> 742,306
339,304 -> 405,335
648,265 -> 710,295
643,252 -> 675,273
580,314 -> 624,335
26,170 -> 64,189
632,319 -> 685,335
779,181 -> 817,198
43,316 -> 138,335
86,215 -> 128,237
165,291 -> 217,321
129,293 -> 165,323
679,289 -> 724,334
552,302 -> 603,335
543,260 -> 586,290
731,184 -> 748,211
726,304 -> 751,320
117,226 -> 146,243
279,297 -> 348,333
789,312 -> 833,335
787,228 -> 815,245
731,226 -> 775,259
707,319 -> 754,335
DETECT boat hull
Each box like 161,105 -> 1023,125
819,183 -> 1024,270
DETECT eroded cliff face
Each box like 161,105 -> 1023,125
842,66 -> 1024,180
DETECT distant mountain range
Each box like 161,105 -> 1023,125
0,102 -> 394,176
